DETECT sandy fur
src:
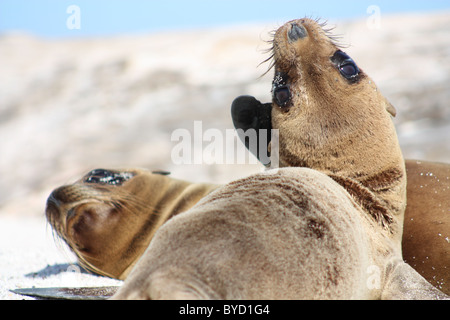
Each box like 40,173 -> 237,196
112,168 -> 446,300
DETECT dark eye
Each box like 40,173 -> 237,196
85,169 -> 133,185
85,169 -> 114,183
274,86 -> 291,107
339,62 -> 358,78
331,50 -> 361,83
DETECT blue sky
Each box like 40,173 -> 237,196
0,0 -> 449,38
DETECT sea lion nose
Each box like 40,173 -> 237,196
288,23 -> 307,42
45,188 -> 65,220
47,187 -> 65,205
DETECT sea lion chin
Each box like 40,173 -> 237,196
45,168 -> 218,280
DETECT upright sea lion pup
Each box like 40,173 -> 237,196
231,19 -> 449,295
232,18 -> 407,246
46,168 -> 218,279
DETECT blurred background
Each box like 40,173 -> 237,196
1,0 -> 449,217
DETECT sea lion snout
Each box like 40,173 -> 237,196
45,184 -> 109,240
288,23 -> 308,42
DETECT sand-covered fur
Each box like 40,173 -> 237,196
112,168 -> 446,299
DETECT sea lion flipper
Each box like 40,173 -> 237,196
10,286 -> 119,300
381,261 -> 449,300
231,95 -> 272,165
231,95 -> 272,132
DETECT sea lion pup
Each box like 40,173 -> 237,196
402,160 -> 450,294
231,19 -> 448,294
45,168 -> 218,280
111,168 -> 447,300
44,162 -> 449,295
233,18 -> 407,249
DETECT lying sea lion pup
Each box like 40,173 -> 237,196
110,167 -> 446,299
45,161 -> 450,295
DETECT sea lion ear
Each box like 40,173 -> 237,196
385,99 -> 397,117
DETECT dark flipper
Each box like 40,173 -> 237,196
231,95 -> 272,166
10,286 -> 119,300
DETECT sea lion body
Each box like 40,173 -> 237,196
45,168 -> 218,279
112,168 -> 446,300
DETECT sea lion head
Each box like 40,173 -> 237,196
269,18 -> 398,169
45,168 -> 185,279
232,18 -> 406,237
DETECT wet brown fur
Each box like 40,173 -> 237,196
403,160 -> 450,294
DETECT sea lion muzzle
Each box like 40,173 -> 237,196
288,23 -> 308,42
231,95 -> 272,165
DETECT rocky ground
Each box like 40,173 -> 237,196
0,11 -> 449,299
